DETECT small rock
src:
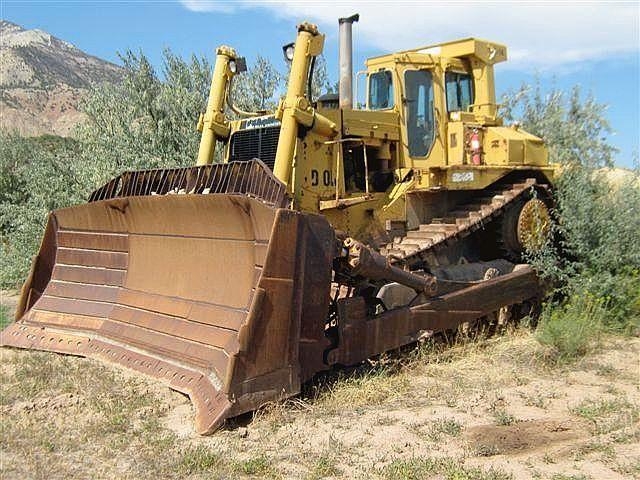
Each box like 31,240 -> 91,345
18,401 -> 35,412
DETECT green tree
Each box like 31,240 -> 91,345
279,54 -> 336,102
231,55 -> 283,113
500,81 -> 617,168
310,55 -> 337,99
0,135 -> 84,285
501,81 -> 639,337
76,49 -> 213,178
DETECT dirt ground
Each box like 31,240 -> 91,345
1,291 -> 638,480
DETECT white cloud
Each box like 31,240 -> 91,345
180,1 -> 639,70
180,0 -> 235,13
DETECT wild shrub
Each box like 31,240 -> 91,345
532,167 -> 640,342
536,295 -> 605,362
0,134 -> 86,286
502,82 -> 640,355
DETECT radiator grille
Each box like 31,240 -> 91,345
228,126 -> 280,170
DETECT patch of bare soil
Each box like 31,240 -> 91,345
465,419 -> 590,456
1,291 -> 639,479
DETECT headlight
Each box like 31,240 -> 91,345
282,42 -> 295,62
228,57 -> 246,74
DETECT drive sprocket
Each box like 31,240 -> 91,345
500,195 -> 552,261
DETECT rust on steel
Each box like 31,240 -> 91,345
342,237 -> 436,295
0,159 -> 545,435
89,158 -> 289,208
1,162 -> 336,434
381,178 -> 550,266
326,265 -> 541,366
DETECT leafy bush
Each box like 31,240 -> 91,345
0,304 -> 10,330
500,82 -> 616,168
556,167 -> 640,277
532,167 -> 640,340
536,295 -> 605,362
0,134 -> 86,285
502,82 -> 640,354
75,49 -> 213,174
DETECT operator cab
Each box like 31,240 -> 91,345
361,38 -> 506,167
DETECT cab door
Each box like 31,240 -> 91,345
401,67 -> 446,168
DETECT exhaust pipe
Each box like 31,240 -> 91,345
338,13 -> 359,110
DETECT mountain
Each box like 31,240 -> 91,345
0,20 -> 122,136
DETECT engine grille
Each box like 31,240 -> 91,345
228,125 -> 280,170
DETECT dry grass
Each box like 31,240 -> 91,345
1,328 -> 639,479
375,456 -> 513,480
311,366 -> 412,413
571,396 -> 640,435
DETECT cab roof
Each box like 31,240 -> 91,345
366,37 -> 507,69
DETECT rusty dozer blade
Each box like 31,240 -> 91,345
1,161 -> 336,434
1,159 -> 544,434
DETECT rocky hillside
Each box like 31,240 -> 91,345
0,20 -> 122,136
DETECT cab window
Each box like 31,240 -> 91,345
404,69 -> 434,157
368,70 -> 394,110
445,72 -> 473,112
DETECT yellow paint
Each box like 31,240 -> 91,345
212,25 -> 559,242
196,46 -> 238,166
273,23 -> 337,189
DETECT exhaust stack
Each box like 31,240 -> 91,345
338,13 -> 359,110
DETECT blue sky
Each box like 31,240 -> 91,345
3,1 -> 639,167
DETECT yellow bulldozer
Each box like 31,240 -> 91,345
1,16 -> 556,434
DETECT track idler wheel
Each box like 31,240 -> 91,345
501,197 -> 552,261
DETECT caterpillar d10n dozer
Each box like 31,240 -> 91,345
1,16 -> 556,434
